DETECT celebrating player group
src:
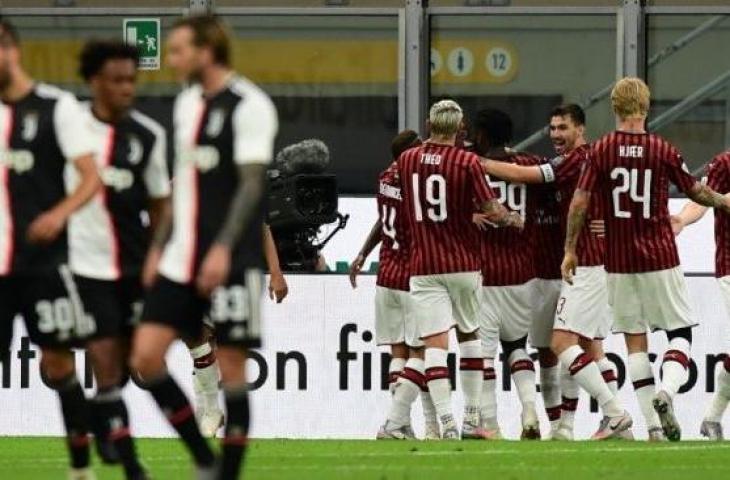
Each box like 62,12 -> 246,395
0,15 -> 290,480
351,77 -> 730,443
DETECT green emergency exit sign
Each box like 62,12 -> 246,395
123,18 -> 161,70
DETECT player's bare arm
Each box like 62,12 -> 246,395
481,158 -> 545,184
197,163 -> 268,296
562,188 -> 591,284
672,200 -> 710,236
349,218 -> 382,288
27,153 -> 101,244
264,224 -> 289,303
142,196 -> 173,289
480,198 -> 524,229
687,182 -> 730,215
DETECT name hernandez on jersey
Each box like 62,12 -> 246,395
0,84 -> 93,275
68,106 -> 170,281
704,151 -> 730,278
397,142 -> 495,276
539,143 -> 604,266
479,152 -> 539,287
577,131 -> 697,274
159,75 -> 278,284
377,163 -> 409,292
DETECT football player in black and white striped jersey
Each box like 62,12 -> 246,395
72,39 -> 173,480
0,20 -> 102,480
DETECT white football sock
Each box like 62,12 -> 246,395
421,388 -> 439,427
559,345 -> 622,418
425,348 -> 454,427
481,357 -> 498,430
508,349 -> 536,410
459,340 -> 483,424
190,342 -> 221,412
597,356 -> 619,396
559,362 -> 579,429
387,358 -> 423,427
628,352 -> 661,429
540,363 -> 561,429
388,357 -> 407,394
704,359 -> 730,422
660,337 -> 691,398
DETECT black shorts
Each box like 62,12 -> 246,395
0,266 -> 91,350
74,275 -> 144,341
142,269 -> 263,348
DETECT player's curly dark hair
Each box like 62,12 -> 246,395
473,108 -> 513,147
79,39 -> 140,81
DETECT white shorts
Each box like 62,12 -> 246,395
554,266 -> 612,340
530,278 -> 562,348
409,271 -> 481,339
609,266 -> 696,335
718,276 -> 730,316
375,286 -> 423,348
480,280 -> 538,355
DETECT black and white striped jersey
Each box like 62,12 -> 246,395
0,83 -> 93,275
68,105 -> 170,281
159,75 -> 278,284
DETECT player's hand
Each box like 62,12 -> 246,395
142,246 -> 163,289
269,271 -> 289,303
349,254 -> 365,288
27,209 -> 66,244
196,243 -> 231,297
506,211 -> 525,230
670,215 -> 684,236
472,213 -> 492,231
561,250 -> 578,285
589,219 -> 606,237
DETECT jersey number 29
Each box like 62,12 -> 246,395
412,173 -> 447,222
611,167 -> 652,219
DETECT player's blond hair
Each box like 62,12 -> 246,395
429,99 -> 463,137
611,77 -> 651,120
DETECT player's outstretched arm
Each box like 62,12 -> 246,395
481,158 -> 545,184
264,224 -> 289,303
349,219 -> 382,288
562,188 -> 591,285
479,198 -> 524,229
672,200 -> 710,236
686,182 -> 730,214
27,153 -> 101,244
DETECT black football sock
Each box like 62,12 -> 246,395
146,372 -> 215,467
49,373 -> 90,469
95,387 -> 145,477
220,385 -> 250,479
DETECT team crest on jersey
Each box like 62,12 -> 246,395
127,134 -> 143,165
21,112 -> 38,142
205,109 -> 226,138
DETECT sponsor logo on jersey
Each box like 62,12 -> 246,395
127,134 -> 143,165
379,182 -> 402,200
0,150 -> 34,173
21,113 -> 38,142
101,166 -> 135,192
180,145 -> 220,172
205,108 -> 226,138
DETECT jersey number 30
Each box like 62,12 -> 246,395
611,167 -> 652,219
412,173 -> 447,222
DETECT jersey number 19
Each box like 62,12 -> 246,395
412,173 -> 447,223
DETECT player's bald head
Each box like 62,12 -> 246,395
429,99 -> 463,138
611,77 -> 650,121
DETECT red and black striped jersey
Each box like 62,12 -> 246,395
397,142 -> 495,276
479,152 -> 538,286
577,131 -> 697,274
376,164 -> 410,291
704,151 -> 730,278
540,143 -> 605,267
529,178 -> 564,280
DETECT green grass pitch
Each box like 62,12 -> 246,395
2,438 -> 730,480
